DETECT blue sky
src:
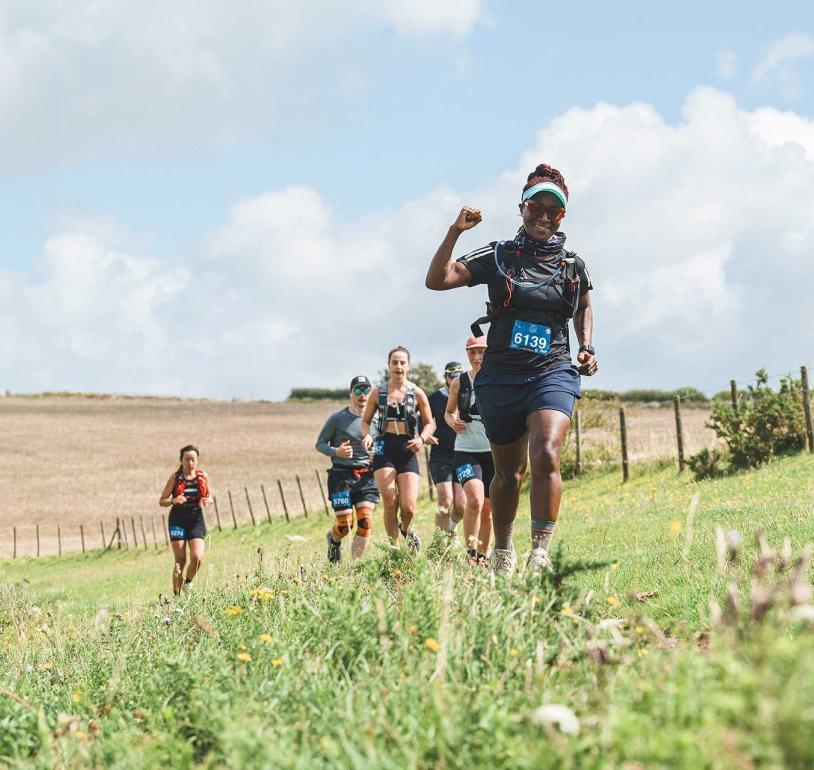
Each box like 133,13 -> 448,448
1,1 -> 813,398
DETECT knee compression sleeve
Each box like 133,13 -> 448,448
332,512 -> 353,540
356,514 -> 372,538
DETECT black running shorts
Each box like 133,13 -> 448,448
327,467 -> 380,512
453,451 -> 495,499
372,434 -> 420,475
168,506 -> 207,541
429,449 -> 455,485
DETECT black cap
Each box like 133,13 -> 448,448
444,361 -> 464,377
350,375 -> 372,389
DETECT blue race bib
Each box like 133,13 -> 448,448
374,438 -> 385,456
509,320 -> 552,356
169,525 -> 185,539
455,463 -> 476,484
331,490 -> 352,510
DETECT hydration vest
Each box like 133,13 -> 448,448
173,469 -> 209,505
456,371 -> 479,423
470,242 -> 582,351
377,382 -> 418,438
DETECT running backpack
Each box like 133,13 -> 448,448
456,372 -> 475,423
377,383 -> 418,438
173,469 -> 209,504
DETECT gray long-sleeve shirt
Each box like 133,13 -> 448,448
315,407 -> 374,469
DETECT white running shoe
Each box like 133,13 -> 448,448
525,547 -> 552,576
489,546 -> 516,576
405,530 -> 421,553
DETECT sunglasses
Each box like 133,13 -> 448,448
352,386 -> 371,395
523,201 -> 565,221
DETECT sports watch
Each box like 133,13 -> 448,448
578,345 -> 596,356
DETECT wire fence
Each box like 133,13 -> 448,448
3,365 -> 812,560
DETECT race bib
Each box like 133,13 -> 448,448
169,525 -> 185,539
509,320 -> 552,356
331,490 -> 352,510
455,463 -> 476,484
374,438 -> 385,456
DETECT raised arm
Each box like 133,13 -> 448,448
425,207 -> 482,290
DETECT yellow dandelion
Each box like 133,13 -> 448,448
637,647 -> 649,658
424,638 -> 440,652
71,691 -> 82,703
634,626 -> 645,635
249,588 -> 274,601
271,658 -> 284,667
223,605 -> 244,617
260,633 -> 273,644
236,652 -> 252,663
607,595 -> 621,608
669,520 -> 682,536
560,605 -> 574,616
406,625 -> 417,634
611,562 -> 620,570
509,648 -> 519,657
41,661 -> 53,670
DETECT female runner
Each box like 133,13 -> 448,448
159,445 -> 212,594
445,335 -> 492,565
360,346 -> 435,552
425,163 -> 597,575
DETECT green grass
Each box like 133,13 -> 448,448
1,454 -> 813,768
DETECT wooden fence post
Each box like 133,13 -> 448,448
261,484 -> 273,523
244,487 -> 257,526
117,518 -> 125,550
619,407 -> 630,483
13,526 -> 16,559
130,517 -> 138,549
100,521 -> 106,550
574,409 -> 583,477
151,517 -> 158,550
57,526 -> 62,557
139,517 -> 148,551
802,366 -> 814,453
80,525 -> 86,554
228,490 -> 238,529
162,514 -> 169,547
730,379 -> 738,410
424,445 -> 435,500
315,470 -> 329,516
36,524 -> 40,558
278,480 -> 290,523
674,395 -> 685,472
213,496 -> 223,531
104,523 -> 121,552
295,475 -> 308,517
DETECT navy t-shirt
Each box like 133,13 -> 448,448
458,240 -> 592,376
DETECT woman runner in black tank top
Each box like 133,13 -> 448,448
159,445 -> 212,595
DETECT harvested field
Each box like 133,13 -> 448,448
0,395 -> 716,557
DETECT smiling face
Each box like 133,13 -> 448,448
519,191 -> 565,242
388,350 -> 410,379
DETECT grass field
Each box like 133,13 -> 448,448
1,452 -> 812,768
0,395 -> 715,558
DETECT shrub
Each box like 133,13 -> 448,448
688,369 -> 807,480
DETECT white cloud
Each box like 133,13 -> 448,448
716,48 -> 737,79
752,32 -> 814,97
4,86 -> 814,398
0,0 -> 487,171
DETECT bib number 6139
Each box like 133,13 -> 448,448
509,320 -> 552,356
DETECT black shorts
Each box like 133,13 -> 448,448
429,449 -> 456,485
453,451 -> 495,498
327,467 -> 380,512
372,434 -> 420,475
168,506 -> 206,541
474,364 -> 580,445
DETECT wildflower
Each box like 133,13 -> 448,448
634,626 -> 645,635
260,634 -> 273,644
637,647 -> 649,657
236,652 -> 252,663
406,625 -> 417,634
560,605 -> 574,616
669,520 -> 682,536
424,638 -> 440,652
531,704 -> 580,735
71,691 -> 82,703
509,648 -> 519,657
75,730 -> 87,740
606,596 -> 621,608
223,606 -> 244,617
249,588 -> 274,601
41,661 -> 53,670
271,658 -> 284,667
611,562 -> 619,570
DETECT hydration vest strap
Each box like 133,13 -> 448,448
457,372 -> 473,423
377,383 -> 388,435
404,384 -> 417,438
